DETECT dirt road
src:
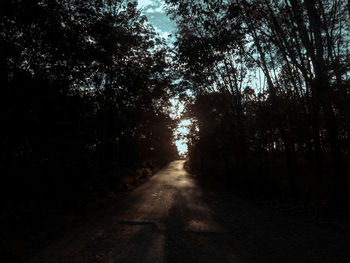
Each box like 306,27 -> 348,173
28,160 -> 350,263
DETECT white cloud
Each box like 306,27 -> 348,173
138,0 -> 165,10
138,0 -> 154,8
142,1 -> 164,13
155,6 -> 163,12
145,8 -> 156,13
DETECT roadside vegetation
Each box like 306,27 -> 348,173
166,0 -> 350,205
0,1 -> 178,260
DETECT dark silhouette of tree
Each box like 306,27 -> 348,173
0,0 -> 178,216
166,0 -> 350,201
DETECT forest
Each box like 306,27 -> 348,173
167,0 -> 350,203
1,0 -> 350,262
1,0 -> 178,207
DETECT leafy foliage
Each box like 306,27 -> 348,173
0,0 -> 178,209
166,0 -> 350,201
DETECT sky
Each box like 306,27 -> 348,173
137,0 -> 176,40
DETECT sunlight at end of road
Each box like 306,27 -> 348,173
169,98 -> 194,157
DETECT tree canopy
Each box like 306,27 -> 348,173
0,0 -> 178,208
166,0 -> 350,201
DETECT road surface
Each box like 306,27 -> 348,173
28,160 -> 350,263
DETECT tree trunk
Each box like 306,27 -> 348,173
304,0 -> 348,201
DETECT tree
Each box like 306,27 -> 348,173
0,0 -> 177,207
166,0 -> 350,200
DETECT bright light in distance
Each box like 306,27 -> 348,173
175,140 -> 188,156
174,119 -> 191,156
170,98 -> 191,157
169,98 -> 184,119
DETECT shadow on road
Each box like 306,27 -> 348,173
28,160 -> 350,263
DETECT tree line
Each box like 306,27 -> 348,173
166,0 -> 350,202
0,0 -> 178,212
